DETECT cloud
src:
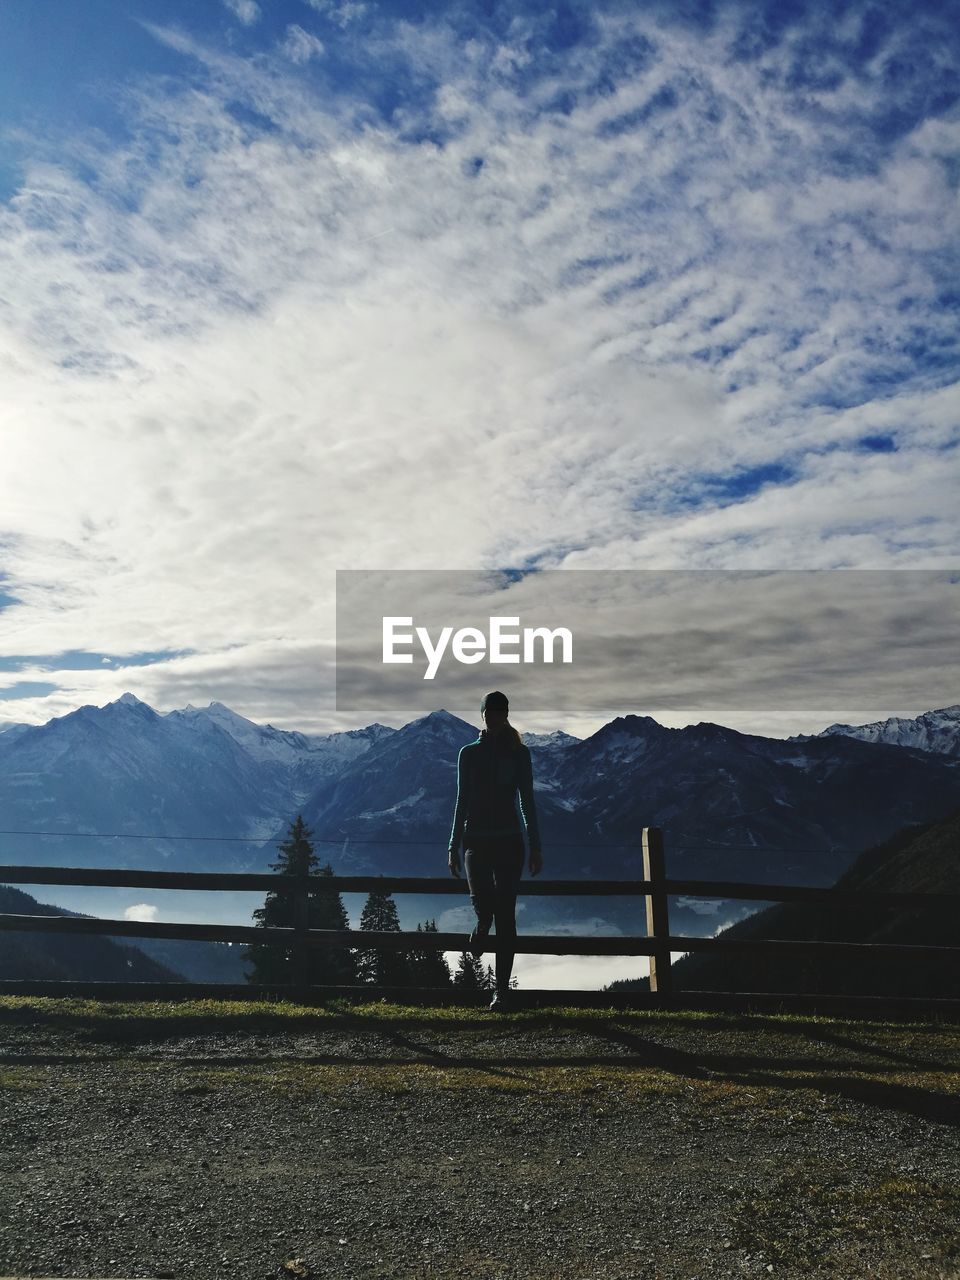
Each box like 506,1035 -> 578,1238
675,896 -> 721,916
1,3 -> 957,730
438,906 -> 474,932
441,948 -> 650,992
302,0 -> 368,29
124,903 -> 159,922
512,952 -> 650,991
281,25 -> 325,65
222,0 -> 261,25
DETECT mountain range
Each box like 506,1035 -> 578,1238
1,694 -> 959,957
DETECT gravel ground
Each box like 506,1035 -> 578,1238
1,1006 -> 960,1280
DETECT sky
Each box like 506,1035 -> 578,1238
1,0 -> 959,738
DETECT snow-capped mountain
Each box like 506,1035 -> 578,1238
296,711 -> 488,870
794,703 -> 960,757
165,700 -> 394,806
537,713 -> 960,885
520,728 -> 582,789
522,730 -> 580,751
2,696 -> 959,907
0,693 -> 395,870
285,709 -> 960,894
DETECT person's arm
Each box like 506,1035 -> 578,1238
448,746 -> 467,866
517,746 -> 542,868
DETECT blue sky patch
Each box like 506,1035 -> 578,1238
858,434 -> 898,453
693,462 -> 798,507
0,681 -> 60,701
0,649 -> 194,674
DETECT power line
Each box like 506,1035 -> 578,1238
0,828 -> 842,855
0,828 -> 268,843
0,827 -> 639,849
672,844 -> 837,854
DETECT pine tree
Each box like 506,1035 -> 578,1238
307,860 -> 358,986
407,919 -> 452,990
423,918 -> 453,988
242,814 -> 358,988
452,951 -> 487,990
451,957 -> 519,994
355,883 -> 411,988
406,921 -> 428,986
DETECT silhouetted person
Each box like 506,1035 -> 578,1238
447,690 -> 543,1009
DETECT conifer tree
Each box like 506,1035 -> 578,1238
407,919 -> 452,989
424,918 -> 453,987
243,814 -> 357,988
451,956 -> 519,993
452,950 -> 487,990
355,882 -> 411,987
406,921 -> 428,986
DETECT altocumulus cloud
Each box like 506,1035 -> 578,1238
1,0 -> 958,730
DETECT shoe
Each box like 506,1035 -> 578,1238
488,990 -> 509,1011
468,924 -> 489,959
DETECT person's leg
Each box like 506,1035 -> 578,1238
491,835 -> 525,993
464,842 -> 495,937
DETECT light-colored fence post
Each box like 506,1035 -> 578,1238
642,827 -> 672,999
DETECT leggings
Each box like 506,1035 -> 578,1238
464,833 -> 525,993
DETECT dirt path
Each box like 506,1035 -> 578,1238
1,1005 -> 959,1279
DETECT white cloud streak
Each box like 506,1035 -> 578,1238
302,0 -> 368,29
223,0 -> 261,26
281,25 -> 326,64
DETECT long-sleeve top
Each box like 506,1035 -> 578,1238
447,728 -> 541,855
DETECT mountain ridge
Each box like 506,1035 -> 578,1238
1,694 -> 958,896
792,702 -> 960,757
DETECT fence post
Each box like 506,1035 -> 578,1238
642,827 -> 672,999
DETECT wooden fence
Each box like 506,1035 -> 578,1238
1,828 -> 959,1016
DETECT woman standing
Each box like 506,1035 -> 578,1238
447,690 -> 543,1009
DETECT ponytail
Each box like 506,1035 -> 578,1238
503,720 -> 523,751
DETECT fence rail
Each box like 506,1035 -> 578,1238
2,827 -> 959,1017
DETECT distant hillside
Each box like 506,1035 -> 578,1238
0,885 -> 186,983
663,807 -> 960,999
132,934 -> 250,984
